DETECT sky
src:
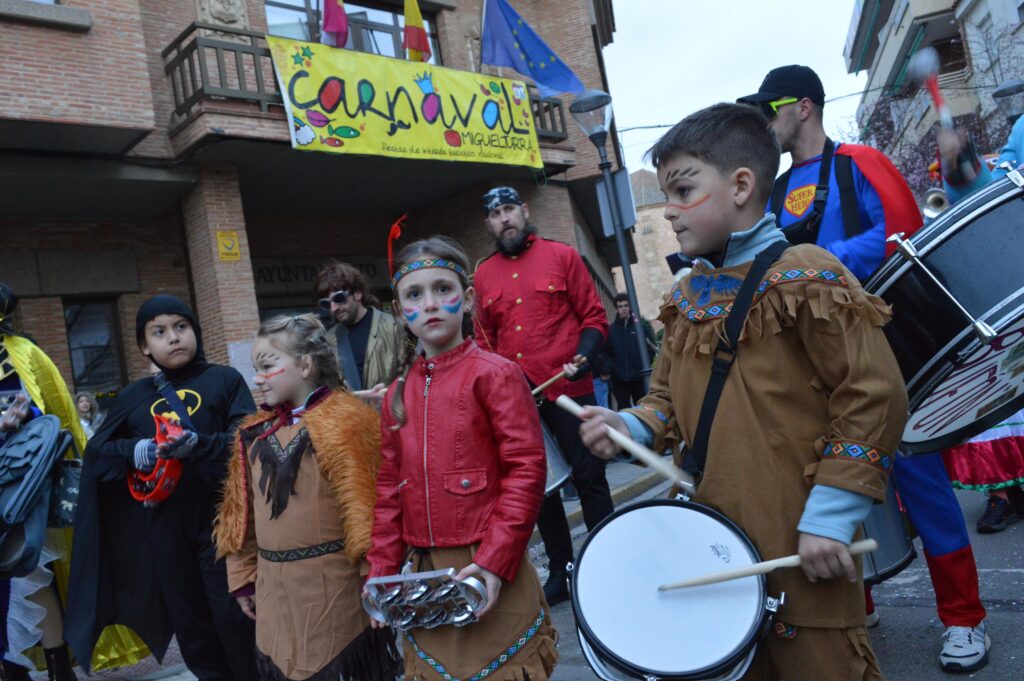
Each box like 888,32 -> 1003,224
603,0 -> 869,174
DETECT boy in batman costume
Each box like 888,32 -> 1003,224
65,296 -> 257,680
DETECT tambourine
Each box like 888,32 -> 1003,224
126,414 -> 184,504
363,567 -> 488,631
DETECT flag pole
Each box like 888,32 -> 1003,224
478,0 -> 487,73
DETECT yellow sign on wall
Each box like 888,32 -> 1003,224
217,230 -> 240,261
267,37 -> 543,169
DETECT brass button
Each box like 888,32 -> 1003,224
515,325 -> 522,331
487,298 -> 493,304
511,255 -> 518,260
512,273 -> 519,279
516,352 -> 523,359
548,284 -> 554,291
461,479 -> 471,489
516,297 -> 523,304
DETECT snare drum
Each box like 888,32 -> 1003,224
865,169 -> 1024,451
860,473 -> 916,585
570,500 -> 776,681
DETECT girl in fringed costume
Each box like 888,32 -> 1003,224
214,314 -> 400,681
366,236 -> 558,681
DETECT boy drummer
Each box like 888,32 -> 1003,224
579,103 -> 908,680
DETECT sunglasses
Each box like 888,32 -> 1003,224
761,97 -> 799,120
317,290 -> 350,310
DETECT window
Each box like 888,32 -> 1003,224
265,1 -> 441,64
64,300 -> 125,395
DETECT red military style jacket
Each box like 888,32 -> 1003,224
473,234 -> 609,401
366,339 -> 546,582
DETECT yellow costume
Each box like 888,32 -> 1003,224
1,334 -> 150,671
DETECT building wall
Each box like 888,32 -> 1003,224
612,203 -> 676,329
0,0 -> 155,131
3,214 -> 191,388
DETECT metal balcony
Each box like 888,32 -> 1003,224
162,23 -> 569,142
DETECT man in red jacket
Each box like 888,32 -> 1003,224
474,186 -> 613,605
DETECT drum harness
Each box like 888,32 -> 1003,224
683,241 -> 790,489
769,138 -> 867,246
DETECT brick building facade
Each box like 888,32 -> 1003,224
610,168 -> 676,329
0,0 -> 622,400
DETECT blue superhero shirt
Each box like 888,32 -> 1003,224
772,143 -> 888,280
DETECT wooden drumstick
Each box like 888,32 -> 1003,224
554,394 -> 696,494
657,538 -> 879,592
531,357 -> 588,397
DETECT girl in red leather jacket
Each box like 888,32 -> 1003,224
366,236 -> 558,681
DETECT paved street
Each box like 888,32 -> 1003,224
47,465 -> 1024,680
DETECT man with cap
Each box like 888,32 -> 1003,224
740,66 -> 992,673
473,186 -> 612,606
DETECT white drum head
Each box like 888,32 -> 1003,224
573,501 -> 766,677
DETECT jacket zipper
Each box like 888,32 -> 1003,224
422,362 -> 435,545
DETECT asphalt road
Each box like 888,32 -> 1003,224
535,485 -> 1024,680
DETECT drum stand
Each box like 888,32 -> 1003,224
886,232 -> 998,345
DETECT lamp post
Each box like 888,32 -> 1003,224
569,89 -> 651,389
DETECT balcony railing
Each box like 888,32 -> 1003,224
162,23 -> 569,142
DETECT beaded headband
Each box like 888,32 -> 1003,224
391,258 -> 468,287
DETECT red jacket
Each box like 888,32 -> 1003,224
474,234 -> 609,401
367,339 -> 546,582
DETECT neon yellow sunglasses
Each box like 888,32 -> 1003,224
762,97 -> 799,119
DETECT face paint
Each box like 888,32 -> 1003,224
441,295 -> 463,315
402,307 -> 420,323
667,193 -> 711,211
255,367 -> 287,381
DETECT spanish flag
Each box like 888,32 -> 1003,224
403,0 -> 431,62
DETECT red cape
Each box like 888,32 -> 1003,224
837,143 -> 923,256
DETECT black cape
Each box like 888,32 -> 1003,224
64,363 -> 255,670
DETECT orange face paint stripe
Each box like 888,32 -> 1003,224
667,193 -> 711,211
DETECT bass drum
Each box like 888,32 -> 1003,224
865,169 -> 1024,451
570,500 -> 772,681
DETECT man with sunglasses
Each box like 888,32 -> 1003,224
313,262 -> 407,407
739,64 -> 922,281
740,66 -> 992,673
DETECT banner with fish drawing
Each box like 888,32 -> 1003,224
267,36 -> 543,169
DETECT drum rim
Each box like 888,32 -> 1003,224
570,499 -> 769,680
865,177 -> 1018,294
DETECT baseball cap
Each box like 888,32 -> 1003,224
737,65 -> 826,108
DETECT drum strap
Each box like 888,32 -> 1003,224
684,241 -> 789,481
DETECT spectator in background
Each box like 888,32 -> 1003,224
75,392 -> 103,440
607,293 -> 656,409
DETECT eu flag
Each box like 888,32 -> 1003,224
481,0 -> 585,98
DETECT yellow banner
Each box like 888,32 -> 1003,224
268,37 -> 543,168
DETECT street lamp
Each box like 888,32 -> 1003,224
570,89 -> 651,389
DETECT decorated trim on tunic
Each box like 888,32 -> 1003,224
258,538 -> 345,562
822,441 -> 892,471
642,406 -> 670,424
671,268 -> 848,322
406,610 -> 546,681
773,621 -> 798,639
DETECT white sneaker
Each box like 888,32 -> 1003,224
865,610 -> 880,628
939,622 -> 991,672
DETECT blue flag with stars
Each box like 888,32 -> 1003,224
481,0 -> 585,98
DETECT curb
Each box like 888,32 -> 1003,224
528,467 -> 663,547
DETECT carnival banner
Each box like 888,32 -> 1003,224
267,36 -> 543,168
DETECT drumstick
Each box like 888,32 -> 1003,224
531,358 -> 588,397
554,394 -> 696,494
657,538 -> 879,592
